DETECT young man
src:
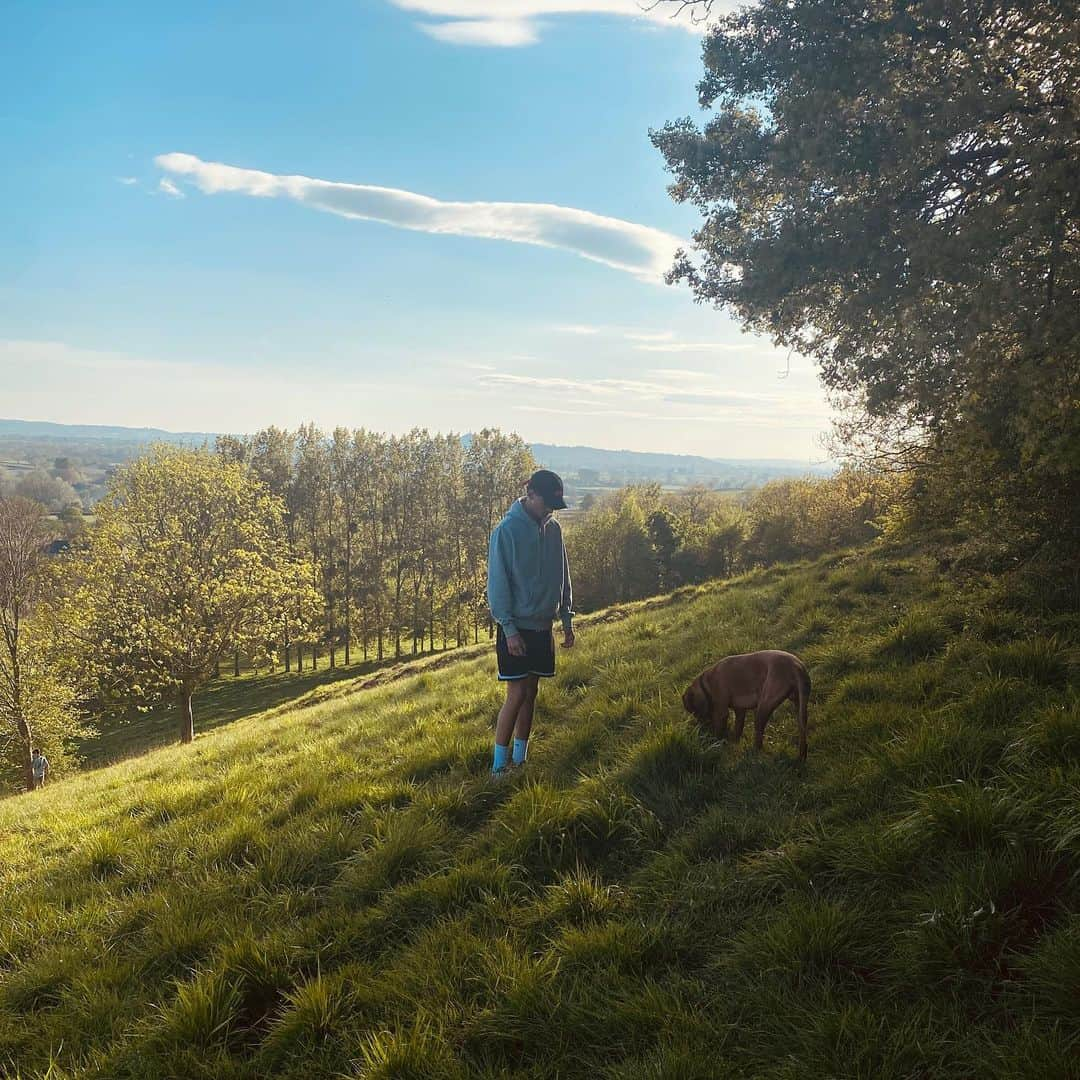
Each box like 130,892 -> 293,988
487,469 -> 575,775
31,748 -> 49,789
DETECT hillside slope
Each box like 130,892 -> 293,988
1,545 -> 1078,1079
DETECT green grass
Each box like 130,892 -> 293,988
1,542 -> 1079,1078
78,641 -> 489,769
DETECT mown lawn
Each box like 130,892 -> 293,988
1,542 -> 1078,1079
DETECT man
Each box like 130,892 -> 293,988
487,468 -> 575,775
31,748 -> 49,789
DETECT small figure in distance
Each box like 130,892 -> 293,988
683,650 -> 811,761
31,747 -> 50,789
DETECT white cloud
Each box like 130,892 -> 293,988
552,324 -> 603,335
419,17 -> 538,44
476,368 -> 831,427
634,341 -> 755,353
155,152 -> 681,281
158,177 -> 184,198
3,340 -> 834,457
551,324 -> 678,342
388,0 -> 717,46
622,329 -> 676,343
117,176 -> 138,186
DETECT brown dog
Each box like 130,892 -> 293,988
683,650 -> 811,760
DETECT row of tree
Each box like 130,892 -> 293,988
212,425 -> 534,665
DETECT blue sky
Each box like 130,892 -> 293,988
2,0 -> 834,460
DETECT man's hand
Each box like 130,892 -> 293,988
506,633 -> 527,657
561,626 -> 575,649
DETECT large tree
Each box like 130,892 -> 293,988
0,497 -> 82,792
64,446 -> 320,744
653,0 -> 1079,551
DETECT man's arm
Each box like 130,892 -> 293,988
558,542 -> 575,638
486,526 -> 519,639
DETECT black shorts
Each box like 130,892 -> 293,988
496,625 -> 556,681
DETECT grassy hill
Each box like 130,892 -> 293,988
1,544 -> 1078,1079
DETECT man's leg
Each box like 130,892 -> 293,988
512,675 -> 540,765
494,679 -> 528,772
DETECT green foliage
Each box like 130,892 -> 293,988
58,445 -> 321,743
653,0 -> 1080,563
568,468 -> 902,611
2,543 -> 1079,1077
0,496 -> 86,792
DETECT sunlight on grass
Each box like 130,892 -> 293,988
1,542 -> 1078,1078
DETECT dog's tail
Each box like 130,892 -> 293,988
795,669 -> 811,762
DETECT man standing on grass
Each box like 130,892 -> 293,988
31,748 -> 49,789
487,469 -> 575,775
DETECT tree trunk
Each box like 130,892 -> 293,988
297,643 -> 303,672
394,580 -> 403,658
18,717 -> 33,793
179,692 -> 194,744
234,649 -> 240,677
344,528 -> 352,666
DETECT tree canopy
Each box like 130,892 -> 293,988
63,446 -> 320,743
0,496 -> 81,790
653,0 -> 1079,554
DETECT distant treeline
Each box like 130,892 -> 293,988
210,425 -> 534,666
568,470 -> 904,612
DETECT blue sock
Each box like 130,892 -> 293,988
513,737 -> 528,766
492,742 -> 510,773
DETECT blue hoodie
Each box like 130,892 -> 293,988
487,499 -> 574,639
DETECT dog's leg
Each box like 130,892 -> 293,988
733,708 -> 746,742
713,705 -> 730,739
753,709 -> 770,751
752,693 -> 786,752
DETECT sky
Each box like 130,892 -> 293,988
1,0 -> 836,461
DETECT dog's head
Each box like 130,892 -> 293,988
682,677 -> 708,723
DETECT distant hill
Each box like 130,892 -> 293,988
0,418 -> 219,442
1,420 -> 834,492
530,442 -> 834,488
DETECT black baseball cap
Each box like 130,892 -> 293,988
527,469 -> 568,510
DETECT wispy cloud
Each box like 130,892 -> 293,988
633,341 -> 755,353
117,176 -> 138,186
476,368 -> 830,427
551,324 -> 677,342
388,1 -> 714,47
552,324 -> 603,335
622,330 -> 676,343
158,177 -> 184,198
419,17 -> 538,44
550,324 -> 757,352
155,152 -> 681,281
